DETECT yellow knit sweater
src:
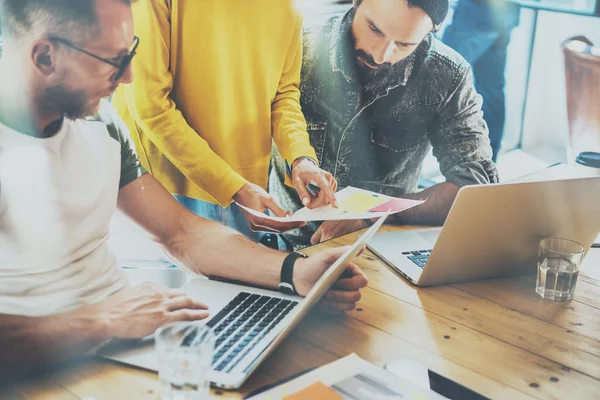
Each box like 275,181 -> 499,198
112,0 -> 316,206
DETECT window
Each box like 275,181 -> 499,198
520,0 -> 598,15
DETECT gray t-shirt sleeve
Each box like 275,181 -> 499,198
95,100 -> 147,188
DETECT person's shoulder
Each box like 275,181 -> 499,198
303,14 -> 338,38
302,15 -> 338,58
94,98 -> 122,124
269,0 -> 303,27
420,35 -> 470,75
301,15 -> 340,84
415,35 -> 472,89
86,99 -> 128,144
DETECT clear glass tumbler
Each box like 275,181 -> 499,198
536,237 -> 584,301
155,322 -> 215,400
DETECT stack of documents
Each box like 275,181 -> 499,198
238,186 -> 424,223
247,354 -> 446,399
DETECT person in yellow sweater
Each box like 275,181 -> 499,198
112,0 -> 337,246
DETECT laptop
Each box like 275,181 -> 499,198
97,214 -> 389,389
368,177 -> 600,287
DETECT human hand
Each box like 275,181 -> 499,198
319,264 -> 368,315
311,219 -> 370,245
98,282 -> 209,339
233,182 -> 306,233
292,247 -> 368,314
291,158 -> 338,209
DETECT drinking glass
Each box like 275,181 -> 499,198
536,237 -> 584,301
155,322 -> 215,400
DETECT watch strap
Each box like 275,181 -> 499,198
280,252 -> 307,294
285,157 -> 318,178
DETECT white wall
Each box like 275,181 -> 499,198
521,11 -> 600,162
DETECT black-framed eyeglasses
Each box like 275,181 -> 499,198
50,36 -> 140,81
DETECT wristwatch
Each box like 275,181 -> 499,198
279,251 -> 308,295
294,156 -> 318,167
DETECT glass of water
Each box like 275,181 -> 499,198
155,322 -> 215,400
536,237 -> 585,301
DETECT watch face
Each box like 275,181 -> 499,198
279,282 -> 296,295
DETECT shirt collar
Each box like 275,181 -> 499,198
329,9 -> 356,82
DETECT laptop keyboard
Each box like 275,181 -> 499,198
402,249 -> 433,269
183,292 -> 298,373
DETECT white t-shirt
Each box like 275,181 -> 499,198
0,100 -> 147,316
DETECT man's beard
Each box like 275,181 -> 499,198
42,84 -> 99,120
351,35 -> 402,94
355,51 -> 409,95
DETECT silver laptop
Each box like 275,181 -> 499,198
368,177 -> 600,287
97,214 -> 388,389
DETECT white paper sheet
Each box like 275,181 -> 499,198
237,186 -> 425,222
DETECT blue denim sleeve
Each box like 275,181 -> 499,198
428,64 -> 500,187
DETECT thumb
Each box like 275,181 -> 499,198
311,226 -> 323,245
263,196 -> 287,218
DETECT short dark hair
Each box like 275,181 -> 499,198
0,0 -> 132,41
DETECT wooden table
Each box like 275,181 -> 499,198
3,225 -> 600,400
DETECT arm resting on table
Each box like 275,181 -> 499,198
0,306 -> 109,384
390,182 -> 460,226
393,61 -> 498,226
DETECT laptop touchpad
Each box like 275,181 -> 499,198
416,229 -> 441,245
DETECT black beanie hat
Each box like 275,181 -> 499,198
407,0 -> 449,26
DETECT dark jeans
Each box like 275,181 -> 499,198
442,0 -> 520,161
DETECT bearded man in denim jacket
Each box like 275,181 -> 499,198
270,0 -> 499,249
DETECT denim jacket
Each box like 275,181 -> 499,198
270,9 -> 499,249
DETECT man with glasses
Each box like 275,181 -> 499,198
270,0 -> 499,248
0,0 -> 367,382
112,0 -> 338,248
49,36 -> 140,83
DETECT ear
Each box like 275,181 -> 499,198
31,39 -> 57,77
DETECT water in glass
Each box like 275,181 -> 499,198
156,323 -> 214,400
158,348 -> 211,400
536,257 -> 579,301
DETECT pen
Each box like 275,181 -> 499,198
307,183 -> 320,198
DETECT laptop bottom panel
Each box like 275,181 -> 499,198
97,278 -> 302,389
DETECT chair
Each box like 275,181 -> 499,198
561,36 -> 600,167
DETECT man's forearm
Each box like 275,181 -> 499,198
165,218 -> 287,290
0,306 -> 109,384
389,182 -> 460,226
117,174 -> 287,288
